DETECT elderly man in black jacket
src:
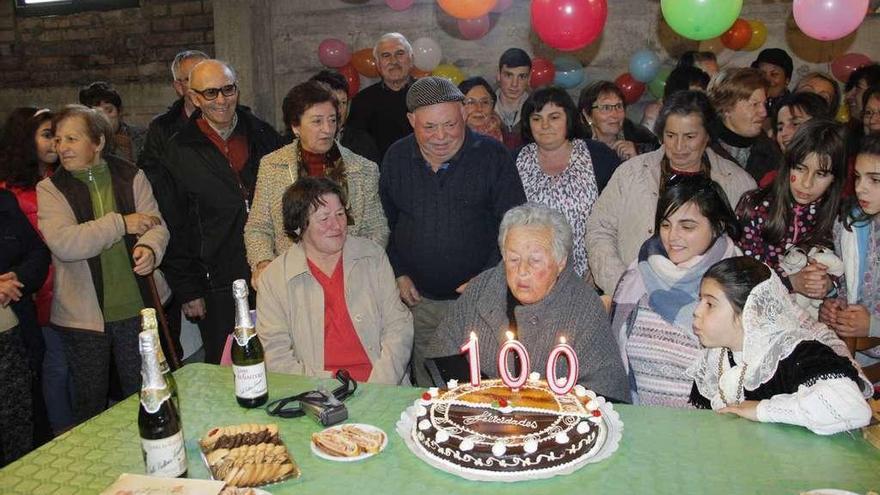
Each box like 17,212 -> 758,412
158,59 -> 282,363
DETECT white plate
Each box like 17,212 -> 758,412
801,490 -> 860,495
310,423 -> 388,462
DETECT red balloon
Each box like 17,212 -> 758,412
615,73 -> 646,104
338,63 -> 360,98
531,0 -> 608,52
530,58 -> 556,88
721,19 -> 752,50
830,53 -> 872,83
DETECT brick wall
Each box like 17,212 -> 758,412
0,0 -> 215,126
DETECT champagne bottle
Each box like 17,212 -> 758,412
140,308 -> 179,411
231,279 -> 268,408
138,330 -> 187,478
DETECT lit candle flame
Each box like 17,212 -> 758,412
560,336 -> 567,345
506,331 -> 514,341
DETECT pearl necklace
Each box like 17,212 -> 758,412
718,348 -> 748,407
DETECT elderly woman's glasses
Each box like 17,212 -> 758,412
464,97 -> 493,107
192,83 -> 238,101
591,103 -> 624,113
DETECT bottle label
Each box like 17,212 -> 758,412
142,431 -> 187,477
233,363 -> 267,399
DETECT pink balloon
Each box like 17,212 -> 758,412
792,0 -> 869,41
385,0 -> 414,11
531,0 -> 608,52
492,0 -> 513,12
830,53 -> 873,83
318,38 -> 352,68
458,15 -> 491,40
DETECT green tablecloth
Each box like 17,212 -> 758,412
2,363 -> 878,494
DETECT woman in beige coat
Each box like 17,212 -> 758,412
256,177 -> 412,385
586,91 -> 756,297
245,81 -> 388,286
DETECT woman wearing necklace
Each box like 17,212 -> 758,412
514,86 -> 620,279
610,175 -> 742,407
244,81 -> 388,287
587,91 -> 755,297
688,256 -> 872,435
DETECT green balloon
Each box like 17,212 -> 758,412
661,0 -> 743,41
648,67 -> 672,100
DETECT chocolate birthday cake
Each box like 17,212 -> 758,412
407,378 -> 611,481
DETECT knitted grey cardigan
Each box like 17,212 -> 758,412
430,260 -> 631,402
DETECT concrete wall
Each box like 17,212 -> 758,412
215,0 -> 880,129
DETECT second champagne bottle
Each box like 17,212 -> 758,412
231,279 -> 268,408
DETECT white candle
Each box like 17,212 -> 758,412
498,331 -> 530,391
546,336 -> 578,395
459,331 -> 481,387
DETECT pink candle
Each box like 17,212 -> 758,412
546,336 -> 578,395
459,332 -> 481,387
498,331 -> 530,391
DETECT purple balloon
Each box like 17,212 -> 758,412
492,0 -> 513,13
385,0 -> 414,11
793,0 -> 869,41
318,38 -> 352,68
458,15 -> 491,40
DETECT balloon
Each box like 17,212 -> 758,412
458,15 -> 491,40
742,20 -> 767,51
337,63 -> 360,98
629,49 -> 661,83
318,38 -> 352,68
432,64 -> 465,85
531,0 -> 608,52
615,73 -> 646,104
385,0 -> 414,11
553,56 -> 584,89
410,67 -> 432,79
660,0 -> 742,41
720,19 -> 752,50
835,102 -> 850,123
351,48 -> 379,78
492,0 -> 513,13
412,37 -> 442,72
698,36 -> 725,55
648,67 -> 672,100
530,57 -> 556,89
793,0 -> 869,41
830,53 -> 872,83
437,0 -> 497,20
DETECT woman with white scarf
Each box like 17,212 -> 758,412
610,175 -> 742,407
688,256 -> 872,435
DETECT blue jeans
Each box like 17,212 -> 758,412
41,326 -> 74,433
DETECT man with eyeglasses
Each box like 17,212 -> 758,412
379,77 -> 526,386
347,32 -> 415,162
495,48 -> 532,151
158,59 -> 282,364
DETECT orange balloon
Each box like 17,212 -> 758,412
437,0 -> 496,20
351,48 -> 379,78
410,67 -> 432,79
721,19 -> 752,50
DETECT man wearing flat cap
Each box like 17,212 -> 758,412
379,76 -> 526,386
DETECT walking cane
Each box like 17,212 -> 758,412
146,273 -> 182,370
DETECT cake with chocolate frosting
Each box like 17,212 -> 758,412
409,377 -> 609,480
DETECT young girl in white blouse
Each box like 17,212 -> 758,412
687,256 -> 872,435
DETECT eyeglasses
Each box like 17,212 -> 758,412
591,103 -> 624,113
191,83 -> 238,101
265,369 -> 357,418
864,110 -> 879,120
464,97 -> 493,107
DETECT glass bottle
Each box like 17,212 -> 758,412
231,279 -> 268,408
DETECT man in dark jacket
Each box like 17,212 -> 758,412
158,59 -> 282,363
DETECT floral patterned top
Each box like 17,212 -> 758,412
516,139 -> 598,277
735,188 -> 827,284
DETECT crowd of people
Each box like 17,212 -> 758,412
1,33 -> 879,466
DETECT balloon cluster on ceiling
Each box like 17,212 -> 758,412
315,0 -> 873,102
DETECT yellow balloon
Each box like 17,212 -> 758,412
743,20 -> 767,51
835,102 -> 850,123
431,64 -> 465,85
698,36 -> 726,55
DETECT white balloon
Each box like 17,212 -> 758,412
412,37 -> 442,72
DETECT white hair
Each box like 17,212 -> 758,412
498,203 -> 572,265
170,50 -> 209,80
373,32 -> 413,61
